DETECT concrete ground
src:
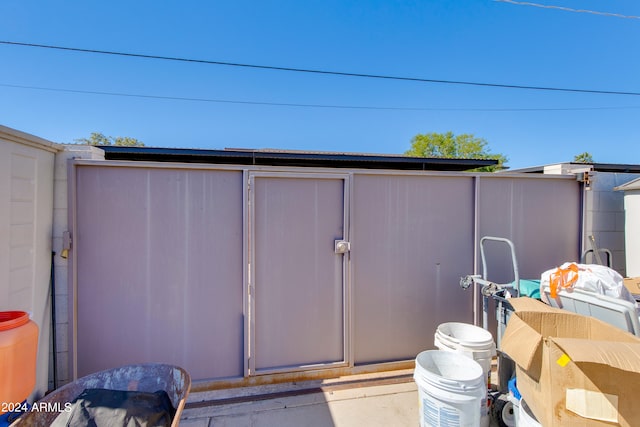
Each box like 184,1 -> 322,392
180,370 -> 419,427
179,363 -> 509,427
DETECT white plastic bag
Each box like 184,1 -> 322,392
541,262 -> 636,306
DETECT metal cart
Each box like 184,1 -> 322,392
460,236 -> 523,350
460,236 -> 527,427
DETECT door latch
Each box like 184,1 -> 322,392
334,240 -> 351,254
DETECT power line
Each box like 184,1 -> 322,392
494,0 -> 640,20
2,82 -> 639,111
1,40 -> 640,97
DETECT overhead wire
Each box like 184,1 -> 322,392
1,82 -> 638,111
493,0 -> 640,20
1,40 -> 640,96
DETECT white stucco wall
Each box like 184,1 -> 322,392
0,125 -> 59,400
621,187 -> 640,277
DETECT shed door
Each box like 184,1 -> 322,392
248,173 -> 349,374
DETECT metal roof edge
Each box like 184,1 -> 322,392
505,162 -> 640,174
98,146 -> 498,171
614,177 -> 640,191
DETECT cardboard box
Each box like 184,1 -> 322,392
510,296 -> 560,313
623,277 -> 640,300
501,298 -> 640,426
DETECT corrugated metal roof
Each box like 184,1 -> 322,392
98,146 -> 498,171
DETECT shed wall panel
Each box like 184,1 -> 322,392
75,166 -> 244,381
351,174 -> 475,364
72,163 -> 583,381
477,177 -> 581,283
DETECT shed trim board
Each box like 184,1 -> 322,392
68,159 -> 581,386
473,175 -> 481,325
70,158 -> 574,179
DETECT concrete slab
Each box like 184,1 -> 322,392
180,359 -> 516,427
181,366 -> 508,426
182,371 -> 419,427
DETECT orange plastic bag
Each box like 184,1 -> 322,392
548,263 -> 579,298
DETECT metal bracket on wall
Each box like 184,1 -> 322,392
61,231 -> 72,259
576,171 -> 591,190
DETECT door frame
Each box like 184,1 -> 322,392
244,171 -> 352,376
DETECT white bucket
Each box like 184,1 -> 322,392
434,322 -> 496,388
518,399 -> 542,427
414,350 -> 488,427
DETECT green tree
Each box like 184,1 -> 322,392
405,131 -> 507,172
75,132 -> 145,147
573,152 -> 594,163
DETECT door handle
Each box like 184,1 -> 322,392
334,240 -> 351,254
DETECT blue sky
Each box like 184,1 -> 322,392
1,0 -> 638,169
